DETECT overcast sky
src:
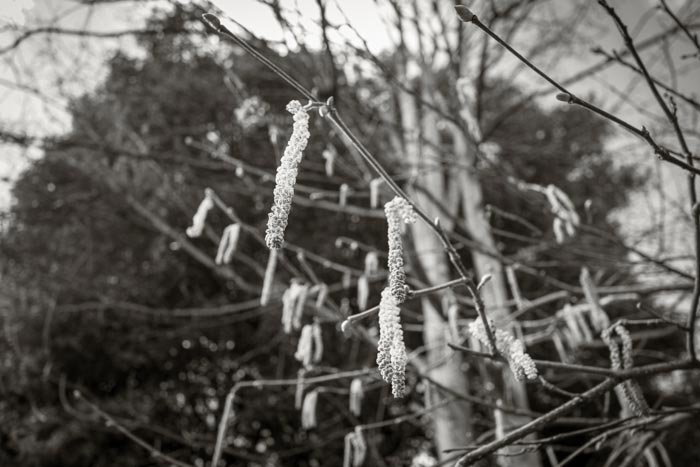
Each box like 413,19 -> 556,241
1,0 -> 698,249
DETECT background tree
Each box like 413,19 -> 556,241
1,1 -> 699,466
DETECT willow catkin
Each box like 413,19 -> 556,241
265,101 -> 310,250
215,223 -> 241,265
376,287 -> 407,397
357,275 -> 369,310
311,322 -> 323,363
469,317 -> 538,380
301,389 -> 318,429
260,249 -> 278,306
364,251 -> 379,277
602,324 -> 650,416
322,146 -> 336,177
186,190 -> 214,238
369,178 -> 382,209
294,369 -> 305,409
339,183 -> 349,207
349,378 -> 363,416
294,324 -> 314,368
384,197 -> 416,303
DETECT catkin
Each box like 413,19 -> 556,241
215,223 -> 241,265
301,389 -> 318,429
357,275 -> 369,310
260,249 -> 278,306
294,324 -> 314,368
364,251 -> 379,276
349,378 -> 364,416
265,100 -> 310,249
602,324 -> 650,416
186,190 -> 214,238
469,317 -> 538,380
376,287 -> 407,397
384,197 -> 416,303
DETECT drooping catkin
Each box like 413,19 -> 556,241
602,324 -> 650,416
312,322 -> 323,363
349,378 -> 364,416
384,197 -> 416,303
376,287 -> 407,397
369,178 -> 382,209
186,190 -> 214,238
357,275 -> 369,310
294,369 -> 305,409
580,267 -> 610,331
215,223 -> 241,265
265,100 -> 310,250
301,389 -> 318,429
294,324 -> 314,368
281,280 -> 307,334
322,146 -> 336,177
545,184 -> 580,244
339,183 -> 349,207
469,317 -> 538,380
364,251 -> 379,276
260,249 -> 278,306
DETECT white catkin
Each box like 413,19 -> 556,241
235,166 -> 244,177
185,191 -> 214,238
282,280 -> 304,334
294,369 -> 305,409
580,267 -> 610,331
301,389 -> 318,429
384,197 -> 416,303
215,223 -> 241,265
260,249 -> 278,306
322,146 -> 336,177
494,399 -> 505,440
350,428 -> 367,467
312,322 -> 323,363
562,305 -> 584,346
546,184 -> 580,243
339,183 -> 349,207
349,378 -> 364,416
342,271 -> 352,290
364,251 -> 379,276
265,101 -> 311,249
602,325 -> 650,416
357,275 -> 369,310
376,288 -> 407,397
469,317 -> 538,380
293,283 -> 309,331
294,324 -> 314,368
369,178 -> 382,209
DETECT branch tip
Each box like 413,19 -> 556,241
202,13 -> 221,31
455,5 -> 477,23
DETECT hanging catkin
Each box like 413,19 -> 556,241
265,100 -> 310,249
376,288 -> 407,397
186,190 -> 214,238
384,197 -> 415,303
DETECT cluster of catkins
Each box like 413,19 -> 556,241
545,184 -> 580,244
602,324 -> 649,416
469,317 -> 538,381
265,100 -> 310,250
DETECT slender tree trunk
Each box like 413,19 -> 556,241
396,73 -> 474,460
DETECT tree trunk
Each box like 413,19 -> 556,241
396,73 -> 474,460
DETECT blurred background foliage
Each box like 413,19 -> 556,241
3,3 -> 697,467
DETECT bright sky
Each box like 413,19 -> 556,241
0,0 -> 698,253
